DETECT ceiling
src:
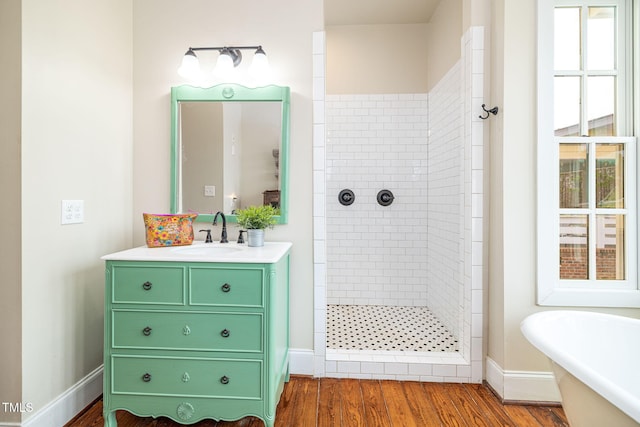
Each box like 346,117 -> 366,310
324,0 -> 441,26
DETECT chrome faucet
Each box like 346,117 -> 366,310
212,211 -> 228,243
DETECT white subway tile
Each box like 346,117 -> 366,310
337,361 -> 361,374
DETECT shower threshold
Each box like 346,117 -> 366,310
325,347 -> 466,365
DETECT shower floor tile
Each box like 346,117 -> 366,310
326,304 -> 459,352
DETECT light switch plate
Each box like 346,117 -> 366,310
61,200 -> 84,225
204,185 -> 215,197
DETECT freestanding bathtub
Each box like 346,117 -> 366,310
521,311 -> 640,427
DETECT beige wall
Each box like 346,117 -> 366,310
180,102 -> 224,213
238,103 -> 282,208
426,0 -> 462,91
324,2 -> 462,95
132,0 -> 323,351
326,24 -> 429,94
488,0 -> 506,372
20,0 -> 133,419
488,0 -> 640,383
0,0 -> 22,423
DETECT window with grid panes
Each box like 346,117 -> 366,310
537,0 -> 639,306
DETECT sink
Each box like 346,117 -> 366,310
171,244 -> 244,256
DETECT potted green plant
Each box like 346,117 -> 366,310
235,205 -> 278,247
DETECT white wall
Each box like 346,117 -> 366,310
325,93 -> 430,307
132,0 -> 323,351
426,61 -> 463,338
20,0 -> 133,421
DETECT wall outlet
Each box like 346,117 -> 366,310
61,200 -> 84,225
204,185 -> 215,197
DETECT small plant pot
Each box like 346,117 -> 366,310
247,229 -> 265,247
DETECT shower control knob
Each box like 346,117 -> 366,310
338,189 -> 355,206
377,189 -> 395,206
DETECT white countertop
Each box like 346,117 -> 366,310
101,241 -> 292,264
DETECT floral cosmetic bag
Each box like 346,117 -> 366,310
143,213 -> 197,247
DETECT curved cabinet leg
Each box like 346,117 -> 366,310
103,410 -> 117,427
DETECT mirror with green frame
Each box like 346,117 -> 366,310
170,84 -> 290,224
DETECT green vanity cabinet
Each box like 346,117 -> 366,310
102,243 -> 291,427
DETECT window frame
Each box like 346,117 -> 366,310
537,0 -> 640,307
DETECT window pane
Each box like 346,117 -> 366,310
596,144 -> 624,208
596,214 -> 625,280
560,214 -> 589,280
560,144 -> 588,208
587,76 -> 616,136
554,76 -> 581,136
555,7 -> 581,70
587,7 -> 615,70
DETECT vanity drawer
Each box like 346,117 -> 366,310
112,265 -> 185,305
112,310 -> 262,352
189,267 -> 263,307
111,355 -> 262,399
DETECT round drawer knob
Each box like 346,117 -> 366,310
221,283 -> 231,293
220,375 -> 229,385
220,329 -> 230,338
142,326 -> 152,336
142,281 -> 152,290
142,373 -> 152,382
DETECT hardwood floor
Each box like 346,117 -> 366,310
66,376 -> 568,427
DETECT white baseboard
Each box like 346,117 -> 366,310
485,357 -> 561,403
289,348 -> 315,376
21,365 -> 103,427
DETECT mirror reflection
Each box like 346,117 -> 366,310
179,101 -> 281,214
170,84 -> 290,224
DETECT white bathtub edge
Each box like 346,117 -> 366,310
521,311 -> 640,423
486,357 -> 562,402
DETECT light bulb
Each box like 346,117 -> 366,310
178,49 -> 200,79
214,52 -> 235,79
249,47 -> 270,79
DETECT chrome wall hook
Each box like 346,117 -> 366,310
479,104 -> 499,120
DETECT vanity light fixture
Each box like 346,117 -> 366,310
178,45 -> 269,80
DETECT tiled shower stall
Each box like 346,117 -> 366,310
313,27 -> 485,382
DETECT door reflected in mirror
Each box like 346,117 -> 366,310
170,84 -> 290,224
